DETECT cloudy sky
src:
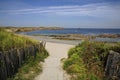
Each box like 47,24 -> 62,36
0,0 -> 120,28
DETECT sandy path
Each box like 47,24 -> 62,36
34,42 -> 74,80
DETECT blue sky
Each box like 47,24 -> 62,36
0,0 -> 120,28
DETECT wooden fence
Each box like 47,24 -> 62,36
0,42 -> 45,80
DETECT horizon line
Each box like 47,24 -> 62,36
0,25 -> 120,29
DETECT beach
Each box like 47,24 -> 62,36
1,0 -> 120,79
1,28 -> 120,80
20,28 -> 120,43
27,35 -> 82,45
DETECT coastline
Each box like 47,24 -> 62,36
22,34 -> 120,43
22,35 -> 82,45
0,26 -> 64,32
1,30 -> 120,80
2,27 -> 120,43
17,28 -> 120,43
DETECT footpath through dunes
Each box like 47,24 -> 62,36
34,42 -> 75,80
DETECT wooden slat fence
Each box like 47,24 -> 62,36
0,42 -> 45,80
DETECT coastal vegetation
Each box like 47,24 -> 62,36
1,27 -> 120,80
0,26 -> 63,32
0,29 -> 37,51
63,41 -> 120,80
0,29 -> 49,80
8,50 -> 48,80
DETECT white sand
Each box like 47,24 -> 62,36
34,42 -> 75,80
26,35 -> 81,45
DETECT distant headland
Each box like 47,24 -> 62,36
0,26 -> 64,32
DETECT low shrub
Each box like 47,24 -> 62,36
63,41 -> 120,80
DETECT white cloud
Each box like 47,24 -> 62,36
0,2 -> 120,18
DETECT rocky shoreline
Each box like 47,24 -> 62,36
48,34 -> 120,42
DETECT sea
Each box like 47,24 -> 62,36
20,28 -> 120,42
21,28 -> 120,35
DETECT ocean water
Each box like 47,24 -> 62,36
21,28 -> 120,35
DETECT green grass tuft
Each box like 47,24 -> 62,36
0,30 -> 38,51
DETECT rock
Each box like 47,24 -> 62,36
105,51 -> 120,80
97,34 -> 120,38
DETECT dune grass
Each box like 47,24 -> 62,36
0,29 -> 38,51
63,41 -> 120,80
0,29 -> 49,80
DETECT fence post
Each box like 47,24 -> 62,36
105,51 -> 120,80
17,49 -> 22,67
0,52 -> 7,80
0,44 -> 40,80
